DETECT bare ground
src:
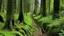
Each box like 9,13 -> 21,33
32,18 -> 48,36
32,19 -> 43,36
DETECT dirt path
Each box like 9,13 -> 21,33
33,28 -> 43,36
32,18 -> 48,36
32,19 -> 43,36
30,13 -> 47,36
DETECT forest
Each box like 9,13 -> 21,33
0,0 -> 64,36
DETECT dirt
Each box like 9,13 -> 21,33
33,28 -> 43,36
32,19 -> 43,36
32,18 -> 48,36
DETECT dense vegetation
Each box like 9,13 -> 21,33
0,0 -> 64,36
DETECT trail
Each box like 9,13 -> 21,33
30,12 -> 47,36
32,18 -> 43,36
32,19 -> 48,36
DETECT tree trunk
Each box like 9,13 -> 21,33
24,0 -> 27,13
3,0 -> 13,30
0,0 -> 2,12
12,0 -> 16,26
16,0 -> 20,13
49,0 -> 50,15
12,0 -> 16,13
1,0 -> 4,12
52,0 -> 60,20
33,0 -> 39,14
23,0 -> 30,15
18,0 -> 24,23
27,0 -> 30,12
40,0 -> 46,17
4,0 -> 7,12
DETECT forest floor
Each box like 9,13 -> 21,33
33,28 -> 43,36
32,19 -> 43,36
32,18 -> 48,36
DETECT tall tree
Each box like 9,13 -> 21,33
33,0 -> 39,14
27,0 -> 30,12
49,0 -> 50,15
18,0 -> 24,23
3,0 -> 14,30
16,0 -> 20,13
0,0 -> 2,12
1,0 -> 4,12
52,0 -> 60,20
46,0 -> 50,16
40,0 -> 46,17
12,0 -> 16,13
4,0 -> 7,12
23,0 -> 30,14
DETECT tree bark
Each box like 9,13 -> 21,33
52,0 -> 60,20
23,0 -> 30,14
0,0 -> 2,12
3,0 -> 14,30
40,0 -> 46,17
12,0 -> 16,13
1,0 -> 4,12
49,0 -> 50,15
18,0 -> 24,23
33,0 -> 39,14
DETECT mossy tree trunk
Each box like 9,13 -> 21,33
1,0 -> 4,12
23,0 -> 30,14
27,0 -> 30,12
4,0 -> 7,12
3,0 -> 14,30
12,0 -> 16,13
0,0 -> 2,12
33,0 -> 39,14
52,0 -> 60,20
16,0 -> 20,13
23,0 -> 27,13
49,0 -> 50,15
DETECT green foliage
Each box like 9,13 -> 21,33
14,12 -> 36,36
0,22 -> 4,30
59,30 -> 64,36
38,16 -> 52,23
0,10 -> 6,22
60,11 -> 64,17
0,12 -> 36,36
34,14 -> 41,20
0,30 -> 23,36
0,0 -> 64,36
24,12 -> 32,25
33,12 -> 64,36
